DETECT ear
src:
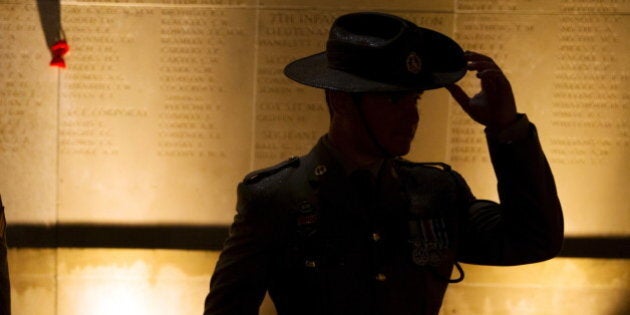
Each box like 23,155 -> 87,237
326,90 -> 357,116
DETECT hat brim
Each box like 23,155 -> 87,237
284,52 -> 467,93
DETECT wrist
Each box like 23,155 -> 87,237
485,114 -> 529,143
486,114 -> 519,132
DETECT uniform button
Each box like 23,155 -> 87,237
371,232 -> 381,242
375,273 -> 387,281
305,260 -> 317,268
314,165 -> 327,176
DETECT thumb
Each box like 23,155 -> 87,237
446,84 -> 471,110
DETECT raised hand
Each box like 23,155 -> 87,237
446,51 -> 518,130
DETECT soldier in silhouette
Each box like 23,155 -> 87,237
205,12 -> 563,315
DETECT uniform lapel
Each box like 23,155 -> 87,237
303,139 -> 351,215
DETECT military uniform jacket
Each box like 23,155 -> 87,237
205,116 -> 564,315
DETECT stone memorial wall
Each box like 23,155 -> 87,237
57,5 -> 255,224
1,0 -> 626,232
0,0 -> 628,314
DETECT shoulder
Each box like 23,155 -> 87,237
236,156 -> 306,216
238,156 -> 304,201
242,156 -> 301,185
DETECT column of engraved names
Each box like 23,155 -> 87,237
549,14 -> 629,165
254,12 -> 332,166
560,0 -> 630,13
1,4 -> 60,222
158,9 -> 237,158
60,7 -> 138,156
0,5 -> 50,154
457,0 -> 522,11
451,17 -> 535,163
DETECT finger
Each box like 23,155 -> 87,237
479,70 -> 513,106
470,91 -> 489,108
477,69 -> 503,83
445,84 -> 471,108
467,60 -> 500,72
480,72 -> 503,99
478,69 -> 509,88
477,68 -> 503,78
480,74 -> 498,98
464,51 -> 494,62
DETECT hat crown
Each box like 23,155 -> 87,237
283,12 -> 466,92
325,13 -> 430,87
328,13 -> 409,48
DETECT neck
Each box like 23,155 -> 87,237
327,126 -> 383,170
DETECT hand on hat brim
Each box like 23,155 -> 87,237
446,51 -> 518,130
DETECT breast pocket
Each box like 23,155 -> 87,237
408,218 -> 455,267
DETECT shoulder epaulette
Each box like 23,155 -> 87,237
243,156 -> 300,184
394,159 -> 452,172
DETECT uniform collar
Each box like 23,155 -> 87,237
321,134 -> 384,178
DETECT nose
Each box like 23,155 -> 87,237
399,96 -> 420,126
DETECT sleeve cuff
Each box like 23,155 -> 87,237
485,114 -> 531,144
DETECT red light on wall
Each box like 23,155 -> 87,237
50,40 -> 69,68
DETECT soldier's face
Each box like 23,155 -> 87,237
358,91 -> 421,157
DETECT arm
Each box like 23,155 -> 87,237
446,52 -> 564,265
454,116 -> 564,265
204,183 -> 279,314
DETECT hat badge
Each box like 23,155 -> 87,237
406,51 -> 422,74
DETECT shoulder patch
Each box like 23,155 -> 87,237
394,159 -> 452,172
243,156 -> 300,184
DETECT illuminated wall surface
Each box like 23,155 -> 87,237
0,0 -> 628,314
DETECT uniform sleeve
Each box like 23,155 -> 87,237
457,115 -> 564,266
0,196 -> 10,315
203,183 -> 281,315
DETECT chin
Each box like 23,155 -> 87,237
384,144 -> 412,157
388,138 -> 414,156
395,149 -> 412,157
